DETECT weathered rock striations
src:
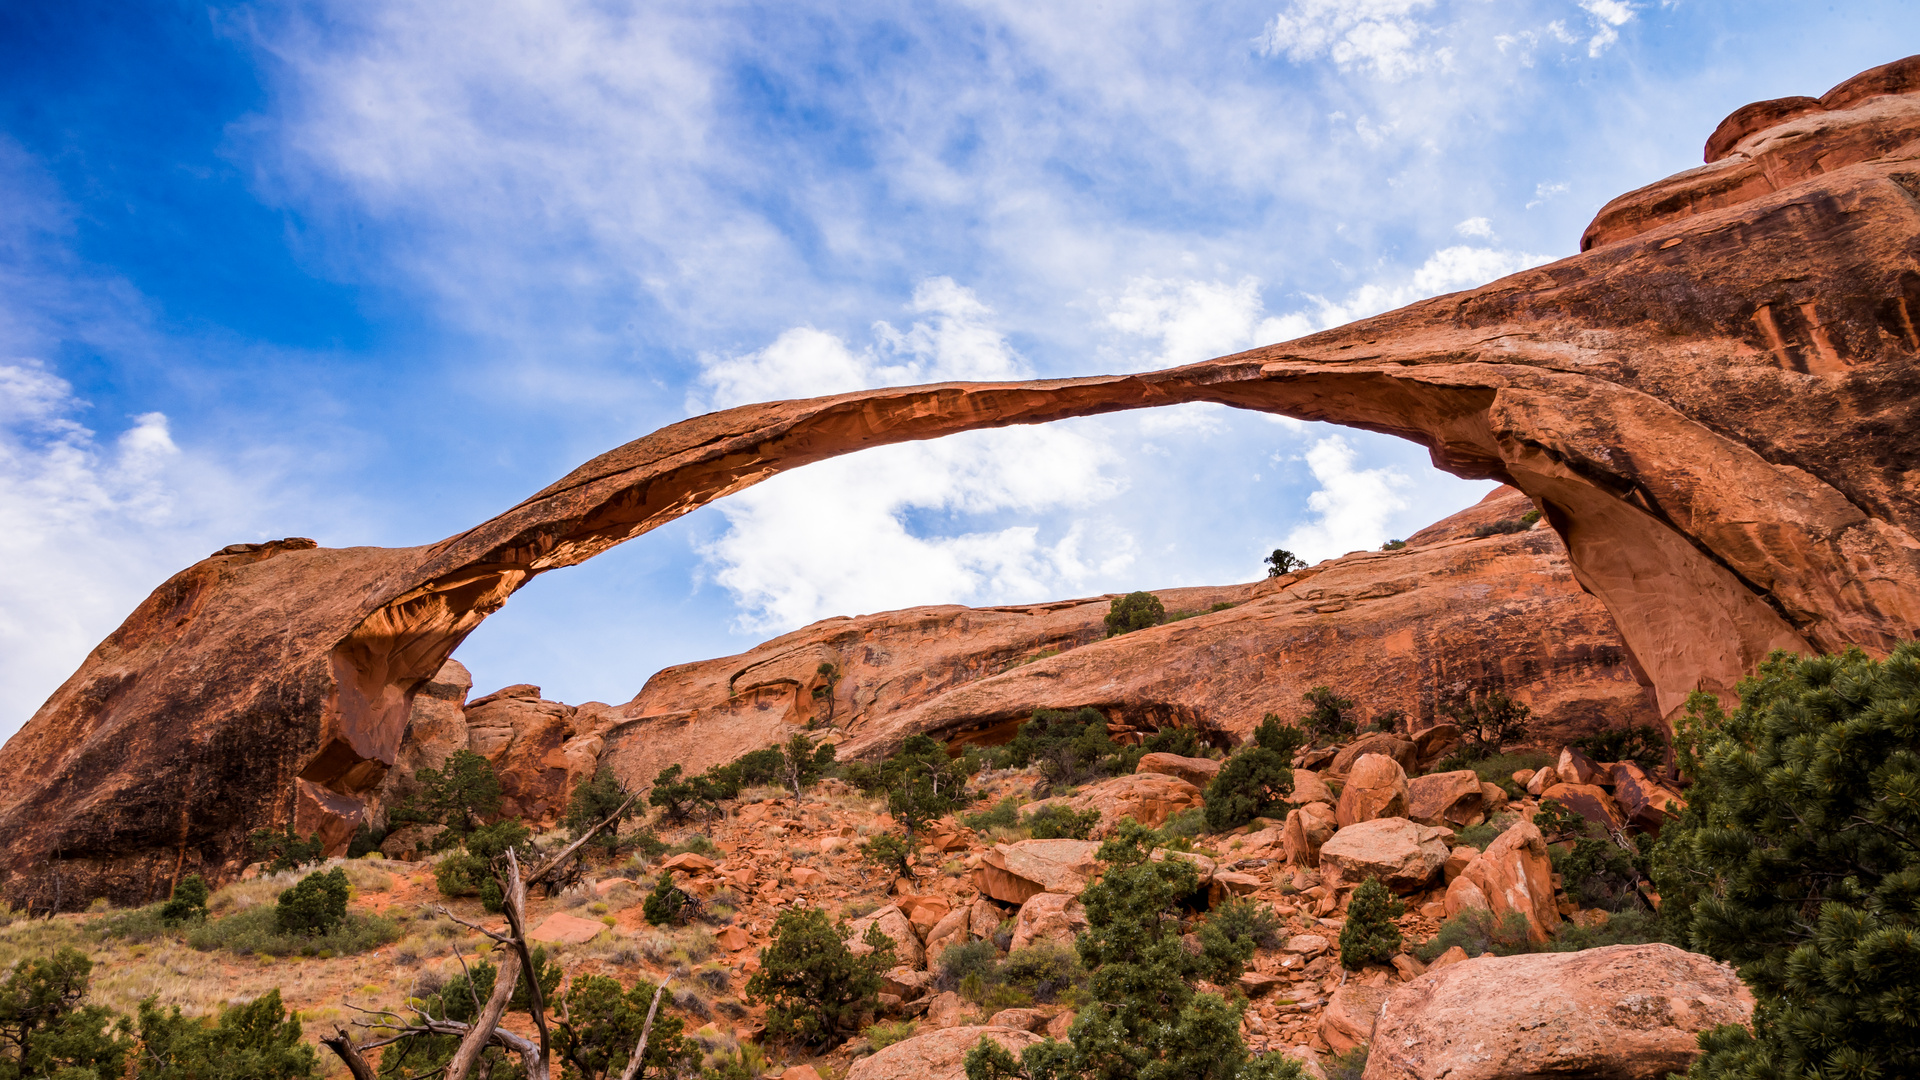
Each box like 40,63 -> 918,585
6,59 -> 1920,907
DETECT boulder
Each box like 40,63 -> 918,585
968,897 -> 1004,939
985,1008 -> 1049,1033
1446,820 -> 1560,942
1407,770 -> 1485,827
1136,752 -> 1222,787
899,895 -> 953,937
1318,817 -> 1450,893
1409,724 -> 1461,767
379,823 -> 445,861
1363,944 -> 1754,1080
1019,772 -> 1203,838
924,991 -> 964,1029
1556,746 -> 1607,786
846,1025 -> 1046,1080
1478,782 -> 1508,814
1238,972 -> 1286,997
1425,945 -> 1469,971
972,839 -> 1100,904
1209,870 -> 1262,905
1319,982 -> 1390,1052
1289,769 -> 1336,806
714,926 -> 750,951
1540,783 -> 1627,834
1609,762 -> 1687,834
882,967 -> 935,1001
1283,803 -> 1338,865
1009,891 -> 1087,952
1283,933 -> 1330,957
1525,768 -> 1552,797
660,852 -> 716,873
847,905 -> 926,970
1443,845 -> 1478,882
527,913 -> 607,945
1328,735 -> 1418,780
1336,754 -> 1411,827
1512,768 -> 1536,787
924,906 -> 971,958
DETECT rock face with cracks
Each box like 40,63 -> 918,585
8,58 -> 1920,908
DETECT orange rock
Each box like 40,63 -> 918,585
790,866 -> 827,887
714,926 -> 751,951
1446,820 -> 1560,943
1335,754 -> 1410,827
1019,772 -> 1203,837
1407,770 -> 1484,827
1289,769 -> 1335,806
1365,944 -> 1755,1080
1539,783 -> 1627,834
527,913 -> 608,945
972,839 -> 1099,904
985,1008 -> 1049,1033
1045,1010 -> 1074,1038
1409,724 -> 1461,769
1443,845 -> 1478,883
845,1025 -> 1044,1080
660,852 -> 717,873
779,1067 -> 824,1080
1426,945 -> 1470,971
1512,768 -> 1536,787
1319,983 -> 1391,1052
1556,746 -> 1607,786
1209,870 -> 1262,906
1010,892 -> 1087,951
1238,972 -> 1285,998
1282,803 -> 1338,865
1328,736 -> 1418,781
924,991 -> 964,1030
898,895 -> 953,936
1319,817 -> 1450,893
1609,762 -> 1687,834
847,905 -> 926,970
1136,752 -> 1223,787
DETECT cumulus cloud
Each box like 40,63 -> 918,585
1454,216 -> 1496,239
693,279 -> 1134,631
1578,0 -> 1636,56
0,362 -> 269,731
1104,276 -> 1297,366
1283,433 -> 1412,560
1259,0 -> 1450,81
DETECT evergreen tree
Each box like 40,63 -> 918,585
247,824 -> 325,873
1104,592 -> 1166,637
554,975 -> 694,1080
879,734 -> 970,835
964,821 -> 1303,1080
642,874 -> 697,926
1263,549 -> 1306,578
0,947 -> 131,1080
1654,645 -> 1920,1079
745,907 -> 895,1047
1441,689 -> 1531,761
563,766 -> 639,855
1337,878 -> 1403,970
136,989 -> 319,1079
392,749 -> 503,845
858,833 -> 914,880
1298,687 -> 1356,744
159,874 -> 209,925
1203,715 -> 1304,832
276,867 -> 350,936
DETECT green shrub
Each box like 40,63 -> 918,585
1338,878 -> 1403,970
962,796 -> 1023,831
0,947 -> 130,1078
1003,708 -> 1135,789
1470,518 -> 1530,537
859,833 -> 914,879
643,875 -> 697,926
186,904 -> 400,957
390,748 -> 503,845
136,988 -> 319,1079
664,833 -> 720,860
1153,807 -> 1208,846
275,867 -> 349,936
878,734 -> 972,834
1655,647 -> 1920,1079
1569,724 -> 1667,773
1022,804 -> 1102,841
1205,898 -> 1282,951
346,822 -> 389,859
554,973 -> 696,1080
564,767 -> 641,854
379,949 -> 562,1078
964,820 -> 1300,1079
745,906 -> 894,1046
1379,539 -> 1407,551
1299,687 -> 1357,744
248,824 -> 326,873
939,940 -> 1001,986
1412,908 -> 1535,963
865,1019 -> 918,1050
1203,715 -> 1304,832
1139,726 -> 1208,759
648,764 -> 730,823
998,942 -> 1084,1004
1104,591 -> 1166,636
1440,690 -> 1531,762
1264,549 -> 1306,577
1324,1044 -> 1369,1080
1547,909 -> 1665,952
160,874 -> 210,925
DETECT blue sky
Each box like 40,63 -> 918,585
3,1 -> 1916,740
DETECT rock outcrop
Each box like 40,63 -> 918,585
1362,944 -> 1753,1080
7,58 -> 1920,907
846,1025 -> 1045,1080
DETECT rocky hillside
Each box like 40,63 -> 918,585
377,487 -> 1661,832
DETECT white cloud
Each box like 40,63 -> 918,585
1262,244 -> 1556,339
1578,0 -> 1636,56
1454,216 -> 1495,239
1259,0 -> 1450,81
1283,433 -> 1411,560
693,278 -> 1134,631
0,362 -> 274,732
1104,276 -> 1290,367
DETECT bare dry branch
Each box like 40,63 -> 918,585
617,980 -> 671,1080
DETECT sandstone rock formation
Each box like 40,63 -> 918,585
1445,820 -> 1561,942
1362,944 -> 1754,1080
1335,754 -> 1411,827
7,58 -> 1920,907
1019,772 -> 1204,838
1318,817 -> 1451,892
845,1025 -> 1044,1080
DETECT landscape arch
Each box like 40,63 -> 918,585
5,57 -> 1920,906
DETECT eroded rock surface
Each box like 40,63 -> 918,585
8,59 -> 1920,907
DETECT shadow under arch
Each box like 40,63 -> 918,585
8,62 -> 1920,905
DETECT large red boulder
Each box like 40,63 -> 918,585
1362,944 -> 1753,1080
1336,754 -> 1411,827
1319,817 -> 1451,893
1445,820 -> 1560,942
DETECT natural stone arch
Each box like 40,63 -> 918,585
5,58 -> 1920,907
